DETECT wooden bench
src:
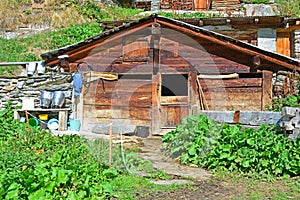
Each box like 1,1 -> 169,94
14,108 -> 70,131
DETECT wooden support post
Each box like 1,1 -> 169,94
25,110 -> 30,131
109,119 -> 112,168
262,70 -> 273,110
151,74 -> 160,135
58,110 -> 68,131
190,72 -> 200,114
151,22 -> 161,75
251,55 -> 260,72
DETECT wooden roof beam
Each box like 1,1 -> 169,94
46,21 -> 154,66
156,19 -> 300,71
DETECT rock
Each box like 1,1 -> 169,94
3,85 -> 16,91
26,79 -> 35,84
23,91 -> 40,95
277,70 -> 290,75
92,122 -> 137,135
0,79 -> 11,82
283,121 -> 294,131
10,91 -> 19,97
291,117 -> 300,128
281,107 -> 300,118
288,129 -> 300,141
276,74 -> 286,82
244,4 -> 275,16
150,179 -> 192,185
0,82 -> 10,86
17,81 -> 25,89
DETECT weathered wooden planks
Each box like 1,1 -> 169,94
202,87 -> 262,111
199,77 -> 262,88
160,105 -> 189,127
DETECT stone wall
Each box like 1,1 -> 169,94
0,69 -> 299,112
0,71 -> 73,110
273,70 -> 300,98
295,30 -> 300,60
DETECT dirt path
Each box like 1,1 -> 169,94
137,136 -> 211,181
134,136 -> 244,200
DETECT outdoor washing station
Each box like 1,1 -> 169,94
12,61 -> 81,131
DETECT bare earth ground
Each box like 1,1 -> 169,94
52,131 -> 299,200
134,136 -> 299,200
135,136 -> 240,200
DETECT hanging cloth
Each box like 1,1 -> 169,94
73,73 -> 83,98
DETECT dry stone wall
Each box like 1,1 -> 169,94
273,70 -> 300,98
295,30 -> 300,60
0,71 -> 73,110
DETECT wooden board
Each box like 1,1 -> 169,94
82,78 -> 152,131
160,105 -> 189,127
199,77 -> 262,88
276,32 -> 291,57
160,96 -> 188,105
201,87 -> 262,111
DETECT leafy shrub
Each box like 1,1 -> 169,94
163,114 -> 300,178
157,11 -> 212,19
269,95 -> 300,112
0,105 -> 118,199
0,104 -> 155,199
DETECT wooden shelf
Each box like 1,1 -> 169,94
14,108 -> 70,131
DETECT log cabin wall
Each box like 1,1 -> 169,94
73,33 -> 270,132
40,16 -> 300,134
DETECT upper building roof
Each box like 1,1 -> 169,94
40,14 -> 300,72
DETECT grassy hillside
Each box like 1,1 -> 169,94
0,1 -> 144,75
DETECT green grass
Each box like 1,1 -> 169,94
111,175 -> 182,199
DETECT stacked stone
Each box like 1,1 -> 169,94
281,107 -> 300,140
273,70 -> 300,98
295,30 -> 300,60
0,72 -> 73,110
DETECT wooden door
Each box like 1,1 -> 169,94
277,32 -> 291,57
159,74 -> 189,128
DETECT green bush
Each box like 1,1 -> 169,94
269,95 -> 300,112
0,103 -> 155,199
163,114 -> 300,178
0,104 -> 118,199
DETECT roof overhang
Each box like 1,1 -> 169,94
40,14 -> 300,72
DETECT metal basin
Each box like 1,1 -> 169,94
52,91 -> 65,108
40,91 -> 53,108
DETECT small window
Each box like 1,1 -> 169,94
161,74 -> 188,96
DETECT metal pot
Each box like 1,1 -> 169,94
40,91 -> 53,108
26,62 -> 36,76
36,61 -> 45,75
52,91 -> 65,108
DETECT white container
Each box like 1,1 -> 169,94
36,61 -> 46,75
26,62 -> 36,76
22,98 -> 35,110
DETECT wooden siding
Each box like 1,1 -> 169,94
199,73 -> 264,111
160,0 -> 194,10
194,0 -> 209,10
75,26 -> 274,132
277,32 -> 291,57
211,0 -> 241,11
82,78 -> 152,131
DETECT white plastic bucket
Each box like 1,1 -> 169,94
22,98 -> 35,110
47,118 -> 59,130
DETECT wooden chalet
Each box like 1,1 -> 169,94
40,15 -> 300,134
178,16 -> 300,58
160,0 -> 240,10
